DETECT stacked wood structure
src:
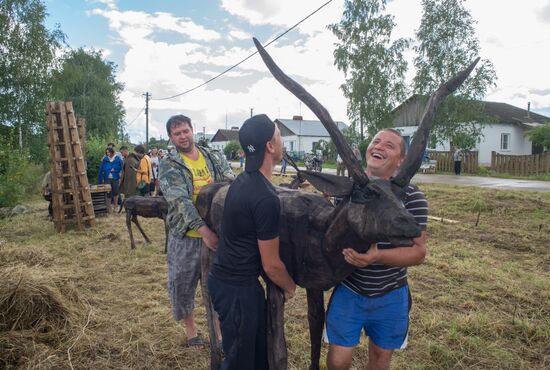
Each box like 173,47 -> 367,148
46,101 -> 95,232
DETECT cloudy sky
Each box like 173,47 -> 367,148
45,0 -> 550,143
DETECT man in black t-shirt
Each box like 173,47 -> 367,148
208,114 -> 296,370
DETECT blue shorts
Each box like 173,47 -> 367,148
324,284 -> 410,350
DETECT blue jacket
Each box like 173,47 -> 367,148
98,155 -> 123,183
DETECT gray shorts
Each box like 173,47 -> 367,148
167,234 -> 203,321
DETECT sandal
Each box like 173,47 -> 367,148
187,336 -> 206,347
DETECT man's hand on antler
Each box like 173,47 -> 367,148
343,243 -> 379,268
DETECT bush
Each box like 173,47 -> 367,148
0,140 -> 44,207
223,140 -> 241,160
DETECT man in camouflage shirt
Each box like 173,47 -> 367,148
159,114 -> 234,347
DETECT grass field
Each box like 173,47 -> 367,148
1,179 -> 549,369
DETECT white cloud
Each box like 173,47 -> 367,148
228,27 -> 251,40
88,0 -> 550,143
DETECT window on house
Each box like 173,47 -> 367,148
501,133 -> 511,151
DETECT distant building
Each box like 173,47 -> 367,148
392,95 -> 549,165
275,116 -> 348,157
210,117 -> 349,157
209,127 -> 239,151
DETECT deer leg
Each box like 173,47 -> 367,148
126,212 -> 136,249
200,244 -> 222,370
266,279 -> 287,370
306,288 -> 325,370
132,215 -> 151,243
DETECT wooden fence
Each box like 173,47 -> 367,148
491,151 -> 550,176
429,151 -> 479,174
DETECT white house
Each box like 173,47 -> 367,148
275,116 -> 348,157
392,95 -> 549,165
209,127 -> 239,152
210,117 -> 349,157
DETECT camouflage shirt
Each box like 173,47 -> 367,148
159,146 -> 234,237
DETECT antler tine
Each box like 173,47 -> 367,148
393,57 -> 480,188
252,37 -> 368,185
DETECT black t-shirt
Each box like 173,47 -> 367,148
211,171 -> 280,285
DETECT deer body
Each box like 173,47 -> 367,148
192,36 -> 479,370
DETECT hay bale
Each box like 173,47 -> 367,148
0,247 -> 54,267
0,266 -> 82,332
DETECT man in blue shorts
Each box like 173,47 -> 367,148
325,128 -> 428,370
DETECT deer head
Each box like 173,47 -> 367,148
253,37 -> 478,246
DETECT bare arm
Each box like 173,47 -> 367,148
259,237 -> 296,301
343,230 -> 427,268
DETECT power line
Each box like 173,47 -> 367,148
126,107 -> 145,126
152,0 -> 333,101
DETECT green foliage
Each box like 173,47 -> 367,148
148,137 -> 169,150
0,138 -> 44,207
223,140 -> 241,160
0,0 -> 64,162
312,139 -> 330,158
330,0 -> 410,137
525,123 -> 550,149
413,0 -> 497,145
51,48 -> 125,140
196,137 -> 210,148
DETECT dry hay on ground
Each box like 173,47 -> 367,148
0,265 -> 87,368
0,183 -> 549,369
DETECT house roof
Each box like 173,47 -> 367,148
210,129 -> 239,142
275,118 -> 348,137
484,101 -> 549,124
393,94 -> 550,127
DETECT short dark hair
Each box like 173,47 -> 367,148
134,145 -> 146,154
120,145 -> 128,151
166,115 -> 192,136
108,142 -> 115,148
380,128 -> 406,158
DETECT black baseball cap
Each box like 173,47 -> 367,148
239,114 -> 275,172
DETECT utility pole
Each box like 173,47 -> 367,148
250,108 -> 253,117
143,92 -> 151,149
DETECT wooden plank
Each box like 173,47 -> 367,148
65,103 -> 95,226
58,102 -> 84,231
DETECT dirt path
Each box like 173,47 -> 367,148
231,162 -> 550,192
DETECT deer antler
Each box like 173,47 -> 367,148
253,37 -> 368,186
392,58 -> 480,188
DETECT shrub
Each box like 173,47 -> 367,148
0,139 -> 44,207
223,140 -> 241,160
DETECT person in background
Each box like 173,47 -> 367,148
134,145 -> 152,196
453,145 -> 463,175
42,171 -> 52,219
280,147 -> 287,175
98,147 -> 123,211
150,146 -> 160,196
119,145 -> 139,199
336,154 -> 346,176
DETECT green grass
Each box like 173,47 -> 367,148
1,184 -> 549,369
